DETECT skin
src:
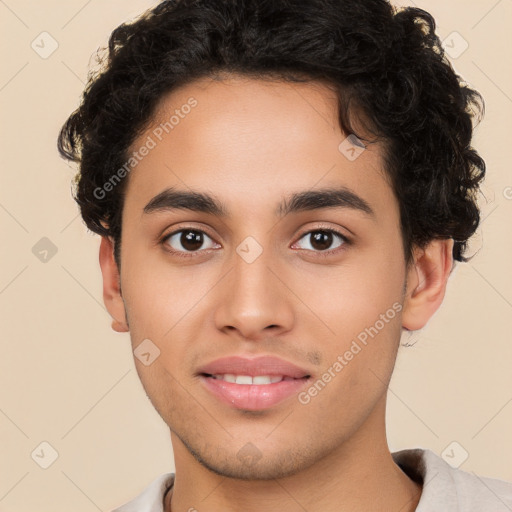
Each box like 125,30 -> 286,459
99,75 -> 454,512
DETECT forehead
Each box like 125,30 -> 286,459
122,76 -> 394,220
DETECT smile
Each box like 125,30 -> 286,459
207,374 -> 298,385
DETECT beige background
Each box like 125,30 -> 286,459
0,0 -> 511,510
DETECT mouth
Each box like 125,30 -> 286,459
202,373 -> 308,385
196,355 -> 312,410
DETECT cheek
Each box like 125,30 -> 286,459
304,243 -> 405,339
120,243 -> 214,334
300,240 -> 405,396
297,277 -> 404,430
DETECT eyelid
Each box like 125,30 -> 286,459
293,222 -> 351,243
160,222 -> 352,258
160,225 -> 220,255
291,224 -> 351,253
160,222 -> 218,242
157,225 -> 214,261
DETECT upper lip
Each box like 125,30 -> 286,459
197,355 -> 311,379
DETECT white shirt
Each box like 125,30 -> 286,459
111,448 -> 512,511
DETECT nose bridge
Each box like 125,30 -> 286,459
214,237 -> 294,337
233,248 -> 274,302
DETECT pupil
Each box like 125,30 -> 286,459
181,231 -> 203,251
311,231 -> 332,251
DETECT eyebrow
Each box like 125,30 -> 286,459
142,186 -> 375,218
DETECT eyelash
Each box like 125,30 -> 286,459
159,225 -> 351,259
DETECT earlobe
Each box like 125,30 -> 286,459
401,238 -> 454,331
99,236 -> 129,333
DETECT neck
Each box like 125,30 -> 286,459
165,399 -> 422,512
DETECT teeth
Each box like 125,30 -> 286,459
236,375 -> 253,385
211,374 -> 286,385
253,375 -> 271,385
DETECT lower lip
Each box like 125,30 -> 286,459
199,375 -> 310,411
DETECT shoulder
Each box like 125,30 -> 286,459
111,473 -> 175,512
392,448 -> 512,511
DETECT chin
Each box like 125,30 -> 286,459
184,436 -> 318,481
197,457 -> 308,481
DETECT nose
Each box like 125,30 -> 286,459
213,246 -> 295,341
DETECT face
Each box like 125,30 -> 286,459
111,76 -> 411,479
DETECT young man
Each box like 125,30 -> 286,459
58,0 -> 512,510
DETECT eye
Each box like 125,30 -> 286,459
293,229 -> 349,254
161,228 -> 219,256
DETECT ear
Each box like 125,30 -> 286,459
99,236 -> 129,333
402,238 -> 454,331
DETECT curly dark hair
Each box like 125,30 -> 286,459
57,0 -> 485,270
